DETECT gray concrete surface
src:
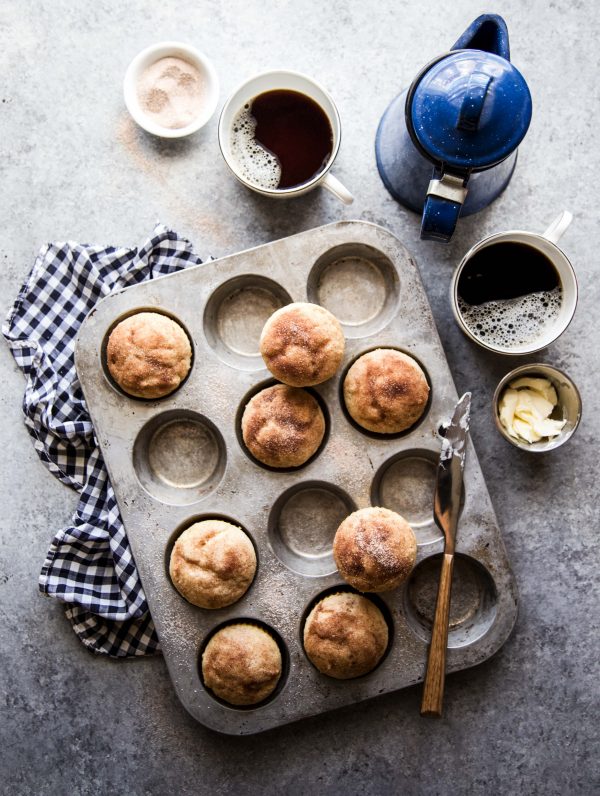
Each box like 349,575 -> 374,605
1,1 -> 598,794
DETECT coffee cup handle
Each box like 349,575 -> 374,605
542,211 -> 573,245
321,172 -> 354,205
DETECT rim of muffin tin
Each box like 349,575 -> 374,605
338,346 -> 434,439
235,377 -> 332,473
74,221 -> 516,730
100,306 -> 195,401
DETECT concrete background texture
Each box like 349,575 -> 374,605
0,1 -> 598,794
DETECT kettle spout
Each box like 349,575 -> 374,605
452,14 -> 510,60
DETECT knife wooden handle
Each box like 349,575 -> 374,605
420,551 -> 455,717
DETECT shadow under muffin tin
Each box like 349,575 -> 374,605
75,220 -> 518,735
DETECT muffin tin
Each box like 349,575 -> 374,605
75,220 -> 518,735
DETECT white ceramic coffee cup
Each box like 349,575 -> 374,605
450,211 -> 577,355
218,70 -> 353,204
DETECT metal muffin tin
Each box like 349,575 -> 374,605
75,221 -> 518,735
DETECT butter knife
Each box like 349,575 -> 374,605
421,392 -> 471,717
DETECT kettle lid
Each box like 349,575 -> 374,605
409,50 -> 532,172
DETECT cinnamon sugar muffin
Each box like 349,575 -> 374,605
202,623 -> 282,706
106,311 -> 192,399
241,384 -> 325,468
259,302 -> 345,387
303,592 -> 388,679
343,348 -> 429,434
169,520 -> 256,609
333,507 -> 417,592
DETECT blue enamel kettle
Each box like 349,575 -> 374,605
375,14 -> 532,242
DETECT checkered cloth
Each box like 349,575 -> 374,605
3,225 -> 204,657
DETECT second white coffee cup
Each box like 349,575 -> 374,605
218,70 -> 353,205
450,211 -> 577,355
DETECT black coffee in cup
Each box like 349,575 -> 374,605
456,241 -> 562,348
229,89 -> 333,190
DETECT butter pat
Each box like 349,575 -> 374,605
509,377 -> 558,404
499,377 -> 566,443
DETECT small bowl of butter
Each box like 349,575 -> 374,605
493,363 -> 581,452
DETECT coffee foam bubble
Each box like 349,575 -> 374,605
458,286 -> 562,349
229,105 -> 281,190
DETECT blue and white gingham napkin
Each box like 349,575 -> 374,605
3,225 -> 204,657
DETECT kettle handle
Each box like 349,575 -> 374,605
451,14 -> 510,60
421,171 -> 468,243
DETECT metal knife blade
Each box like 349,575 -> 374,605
434,392 -> 471,553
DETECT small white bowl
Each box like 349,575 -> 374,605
123,41 -> 219,138
493,363 -> 582,452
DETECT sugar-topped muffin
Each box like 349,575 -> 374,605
241,384 -> 325,468
303,592 -> 388,679
106,311 -> 192,399
333,506 -> 417,592
169,519 -> 256,609
202,623 -> 282,706
259,302 -> 345,387
343,348 -> 429,434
